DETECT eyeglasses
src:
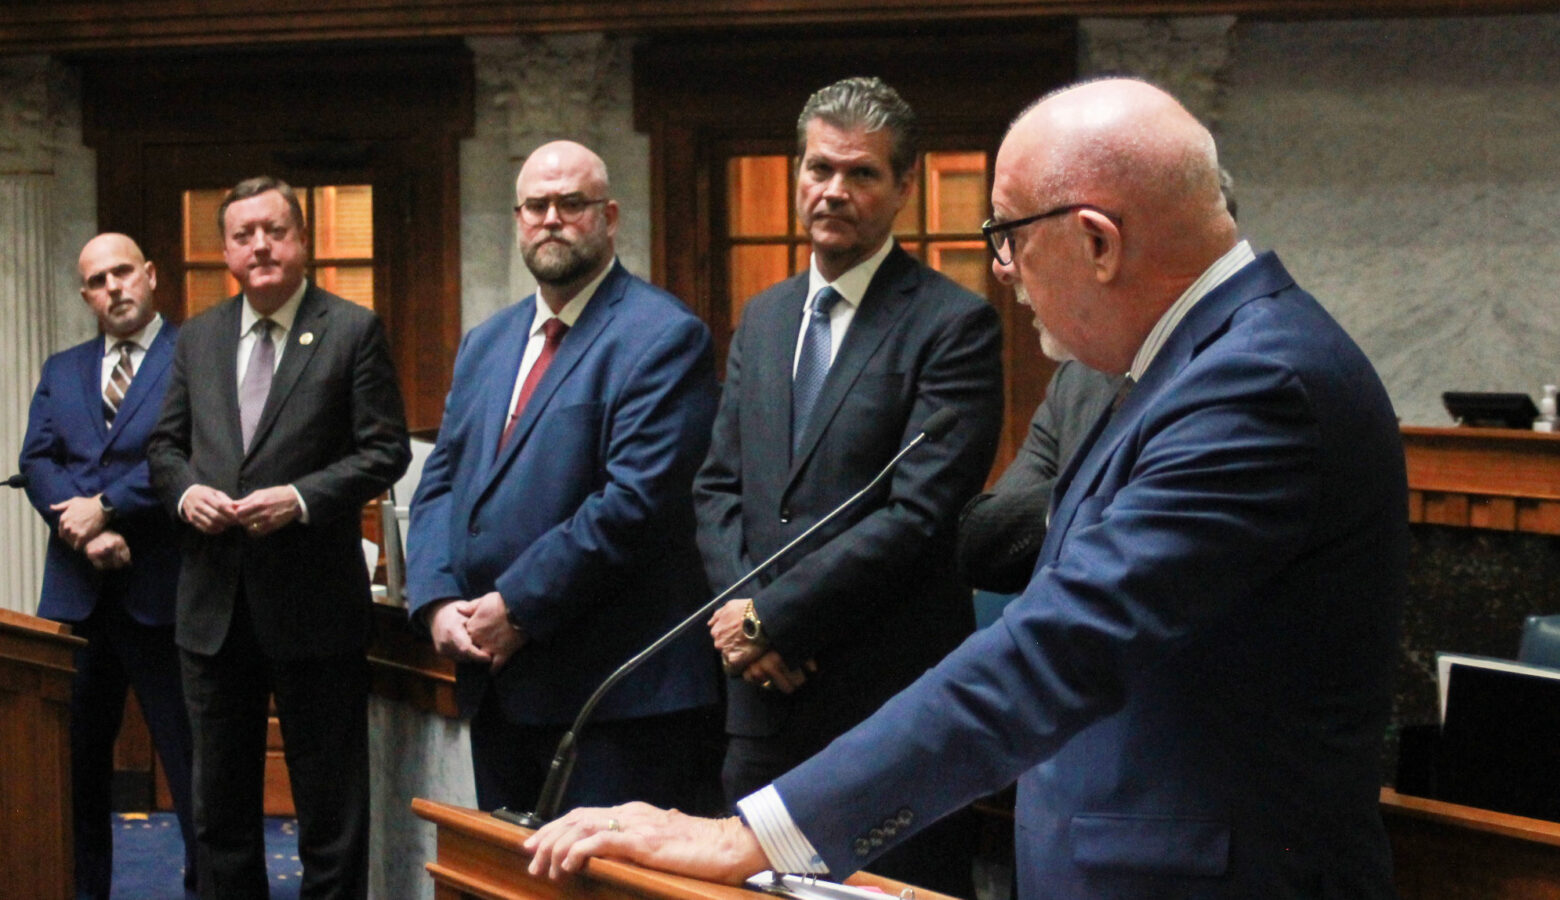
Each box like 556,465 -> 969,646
981,203 -> 1123,266
514,194 -> 609,225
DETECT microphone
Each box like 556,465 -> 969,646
496,408 -> 962,829
4,473 -> 27,489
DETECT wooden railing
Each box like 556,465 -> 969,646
1402,426 -> 1560,535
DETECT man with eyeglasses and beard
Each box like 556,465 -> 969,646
407,140 -> 722,817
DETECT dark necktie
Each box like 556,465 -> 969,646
239,319 -> 276,451
103,340 -> 135,427
791,286 -> 843,455
500,317 -> 569,451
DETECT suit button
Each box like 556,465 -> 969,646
468,525 -> 479,536
896,808 -> 913,826
100,459 -> 110,467
779,508 -> 792,524
853,839 -> 871,857
869,828 -> 883,841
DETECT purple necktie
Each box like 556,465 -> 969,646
240,319 -> 276,451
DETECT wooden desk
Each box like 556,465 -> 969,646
413,798 -> 954,900
1402,426 -> 1560,534
0,608 -> 86,900
1382,787 -> 1560,898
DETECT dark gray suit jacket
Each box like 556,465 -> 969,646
695,244 -> 1004,746
956,361 -> 1124,594
148,283 -> 410,659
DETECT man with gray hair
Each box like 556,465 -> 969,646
694,76 -> 1004,895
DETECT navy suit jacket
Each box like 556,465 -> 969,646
21,323 -> 182,626
773,252 -> 1407,898
148,284 -> 410,659
406,262 -> 720,725
696,245 -> 1004,745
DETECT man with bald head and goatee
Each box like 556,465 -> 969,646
524,78 -> 1408,899
407,140 -> 721,816
21,233 -> 196,897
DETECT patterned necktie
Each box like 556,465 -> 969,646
500,317 -> 569,452
239,319 -> 276,451
103,340 -> 135,427
791,286 -> 843,456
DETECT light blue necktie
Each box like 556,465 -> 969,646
791,286 -> 843,456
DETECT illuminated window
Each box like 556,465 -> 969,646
181,184 -> 375,318
722,151 -> 989,324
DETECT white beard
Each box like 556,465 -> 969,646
1015,283 -> 1075,362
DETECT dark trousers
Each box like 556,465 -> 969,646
180,595 -> 368,900
470,701 -> 723,817
67,599 -> 197,899
725,734 -> 977,899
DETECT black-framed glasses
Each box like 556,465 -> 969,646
514,194 -> 609,225
981,203 -> 1123,266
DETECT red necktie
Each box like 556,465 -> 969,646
499,318 -> 568,451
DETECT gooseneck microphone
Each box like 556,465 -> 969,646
4,473 -> 27,489
496,407 -> 960,829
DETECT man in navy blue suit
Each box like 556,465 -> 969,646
524,78 -> 1407,899
406,141 -> 721,815
20,232 -> 196,898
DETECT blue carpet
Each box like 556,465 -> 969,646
112,812 -> 301,899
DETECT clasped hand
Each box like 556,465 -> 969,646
429,592 -> 526,673
181,484 -> 300,536
707,598 -> 816,693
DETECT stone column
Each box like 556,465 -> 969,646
0,57 -> 65,616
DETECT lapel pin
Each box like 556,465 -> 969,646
299,332 -> 314,346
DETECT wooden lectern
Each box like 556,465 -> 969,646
0,608 -> 85,900
413,798 -> 956,900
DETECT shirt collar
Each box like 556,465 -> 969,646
530,258 -> 614,337
104,312 -> 163,356
806,236 -> 896,309
1129,240 -> 1256,381
240,279 -> 308,337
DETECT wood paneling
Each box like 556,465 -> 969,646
1383,787 -> 1560,899
6,1 -> 1560,54
1402,426 -> 1560,535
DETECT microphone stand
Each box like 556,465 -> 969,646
497,414 -> 952,829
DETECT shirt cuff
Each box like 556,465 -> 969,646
177,486 -> 195,521
737,785 -> 829,875
289,485 -> 310,524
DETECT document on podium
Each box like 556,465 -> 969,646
746,872 -> 912,900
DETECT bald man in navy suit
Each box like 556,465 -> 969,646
21,233 -> 196,898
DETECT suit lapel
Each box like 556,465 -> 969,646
246,286 -> 327,459
214,299 -> 246,456
103,324 -> 175,449
788,247 -> 917,482
76,338 -> 110,442
761,274 -> 808,467
483,263 -> 625,490
476,297 -> 537,470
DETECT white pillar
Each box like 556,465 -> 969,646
0,174 -> 55,615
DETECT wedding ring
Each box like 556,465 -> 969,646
606,818 -> 621,832
762,680 -> 774,690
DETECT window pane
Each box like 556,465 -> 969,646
315,265 -> 375,309
728,157 -> 791,237
892,172 -> 921,236
185,268 -> 236,318
314,185 -> 373,258
926,152 -> 987,233
927,241 -> 988,295
730,245 -> 790,325
183,190 -> 227,262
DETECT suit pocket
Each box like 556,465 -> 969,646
1069,813 -> 1230,876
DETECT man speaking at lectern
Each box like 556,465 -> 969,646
525,77 -> 1408,899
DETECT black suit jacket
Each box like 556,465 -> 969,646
956,361 -> 1124,593
148,283 -> 410,659
695,245 -> 1003,744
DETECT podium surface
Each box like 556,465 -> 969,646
0,607 -> 85,900
413,798 -> 957,900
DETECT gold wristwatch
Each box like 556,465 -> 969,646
741,598 -> 767,643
